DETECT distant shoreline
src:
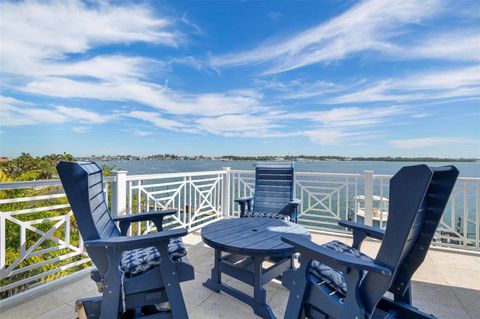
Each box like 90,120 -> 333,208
76,155 -> 479,163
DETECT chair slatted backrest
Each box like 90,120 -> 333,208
360,165 -> 458,313
57,161 -> 120,242
253,162 -> 294,216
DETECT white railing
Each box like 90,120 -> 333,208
0,177 -> 113,299
122,170 -> 228,233
0,167 -> 479,301
230,169 -> 480,250
230,170 -> 364,232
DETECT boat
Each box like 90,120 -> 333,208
354,195 -> 389,223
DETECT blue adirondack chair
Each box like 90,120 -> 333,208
281,165 -> 459,319
235,162 -> 300,222
57,161 -> 194,319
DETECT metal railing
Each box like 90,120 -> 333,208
0,167 -> 479,301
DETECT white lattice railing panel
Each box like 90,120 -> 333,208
126,171 -> 226,233
230,170 -> 363,231
0,178 -> 112,298
295,172 -> 362,231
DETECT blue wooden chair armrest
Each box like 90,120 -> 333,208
338,220 -> 385,249
281,234 -> 392,276
234,196 -> 254,203
281,234 -> 391,319
112,210 -> 177,235
84,228 -> 188,250
289,198 -> 301,206
234,196 -> 254,217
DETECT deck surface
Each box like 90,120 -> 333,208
1,231 -> 479,319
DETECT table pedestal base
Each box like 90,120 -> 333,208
203,249 -> 293,319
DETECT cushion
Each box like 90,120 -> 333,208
120,237 -> 186,277
245,211 -> 290,221
309,240 -> 373,295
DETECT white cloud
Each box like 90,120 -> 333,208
394,30 -> 480,62
128,111 -> 192,132
273,106 -> 407,128
1,0 -> 267,119
0,1 -> 163,88
23,77 -> 264,116
257,79 -> 341,99
129,129 -> 153,137
0,0 -> 178,77
0,96 -> 112,126
304,129 -> 380,145
390,137 -> 478,149
328,65 -> 480,104
195,114 -> 292,138
72,126 -> 91,133
211,0 -> 443,73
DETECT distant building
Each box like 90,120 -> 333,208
0,157 -> 8,163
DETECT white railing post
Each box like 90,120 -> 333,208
222,167 -> 231,218
111,170 -> 127,217
364,170 -> 374,226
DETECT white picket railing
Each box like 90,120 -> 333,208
0,167 -> 479,301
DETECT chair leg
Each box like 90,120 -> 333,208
394,283 -> 412,305
100,250 -> 123,319
157,245 -> 189,319
283,267 -> 310,319
100,269 -> 122,319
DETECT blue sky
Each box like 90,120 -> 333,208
0,0 -> 479,158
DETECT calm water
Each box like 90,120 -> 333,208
98,160 -> 480,177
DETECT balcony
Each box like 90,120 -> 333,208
0,168 -> 479,318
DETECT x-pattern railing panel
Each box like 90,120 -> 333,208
0,184 -> 97,297
230,170 -> 362,231
127,171 -> 225,233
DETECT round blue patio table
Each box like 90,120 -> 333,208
201,217 -> 310,319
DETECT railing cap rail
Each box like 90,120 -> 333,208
0,176 -> 116,190
230,169 -> 363,178
126,170 -> 227,181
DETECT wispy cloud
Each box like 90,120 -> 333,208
392,30 -> 480,62
0,1 -> 178,78
257,79 -> 341,100
211,0 -> 443,74
0,96 -> 112,126
22,77 -> 265,116
129,129 -> 153,137
1,1 -> 266,118
327,65 -> 480,104
127,111 -> 192,132
304,129 -> 381,145
390,137 -> 478,149
195,113 -> 293,138
72,126 -> 91,133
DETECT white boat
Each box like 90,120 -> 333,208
354,195 -> 389,222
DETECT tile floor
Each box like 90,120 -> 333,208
1,231 -> 479,319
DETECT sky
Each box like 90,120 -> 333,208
0,0 -> 479,158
